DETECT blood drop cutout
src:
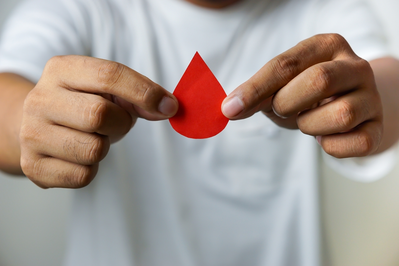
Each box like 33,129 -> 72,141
169,52 -> 229,139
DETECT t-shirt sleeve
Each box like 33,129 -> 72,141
310,0 -> 397,181
322,146 -> 398,182
310,0 -> 390,61
0,0 -> 90,83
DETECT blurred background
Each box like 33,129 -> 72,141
1,0 -> 399,265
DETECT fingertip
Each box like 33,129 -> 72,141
158,96 -> 178,117
222,96 -> 244,118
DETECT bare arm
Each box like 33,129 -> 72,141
0,73 -> 34,175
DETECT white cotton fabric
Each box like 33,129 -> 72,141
0,0 -> 394,265
323,145 -> 398,182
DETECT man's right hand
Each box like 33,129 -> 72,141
19,55 -> 178,188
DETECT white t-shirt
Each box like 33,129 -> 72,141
0,0 -> 395,265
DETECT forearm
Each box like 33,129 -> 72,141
370,57 -> 399,154
0,73 -> 34,175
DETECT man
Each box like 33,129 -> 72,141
0,0 -> 398,265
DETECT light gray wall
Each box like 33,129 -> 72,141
0,0 -> 398,266
0,175 -> 71,266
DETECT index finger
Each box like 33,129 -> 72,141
41,55 -> 178,119
222,34 -> 353,119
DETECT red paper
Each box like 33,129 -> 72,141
169,52 -> 229,139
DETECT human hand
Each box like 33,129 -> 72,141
222,34 -> 383,158
20,55 -> 178,188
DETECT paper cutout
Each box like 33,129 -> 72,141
169,52 -> 229,139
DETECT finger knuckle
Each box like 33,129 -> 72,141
248,81 -> 263,101
272,55 -> 301,81
322,140 -> 350,159
97,61 -> 125,90
21,156 -> 44,183
82,135 -> 108,164
84,99 -> 108,131
20,155 -> 33,177
133,81 -> 160,109
308,65 -> 333,97
355,132 -> 375,156
357,58 -> 373,75
43,56 -> 65,75
19,122 -> 46,151
19,123 -> 36,145
320,33 -> 348,51
23,88 -> 45,114
321,140 -> 340,158
62,134 -> 108,165
67,165 -> 95,188
335,100 -> 356,129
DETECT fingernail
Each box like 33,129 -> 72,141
222,96 -> 244,117
158,96 -> 177,116
316,136 -> 322,146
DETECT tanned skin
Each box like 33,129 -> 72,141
1,1 -> 399,189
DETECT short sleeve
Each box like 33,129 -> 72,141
310,0 -> 390,61
0,0 -> 91,83
322,146 -> 398,182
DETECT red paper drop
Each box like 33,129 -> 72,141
169,52 -> 229,139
